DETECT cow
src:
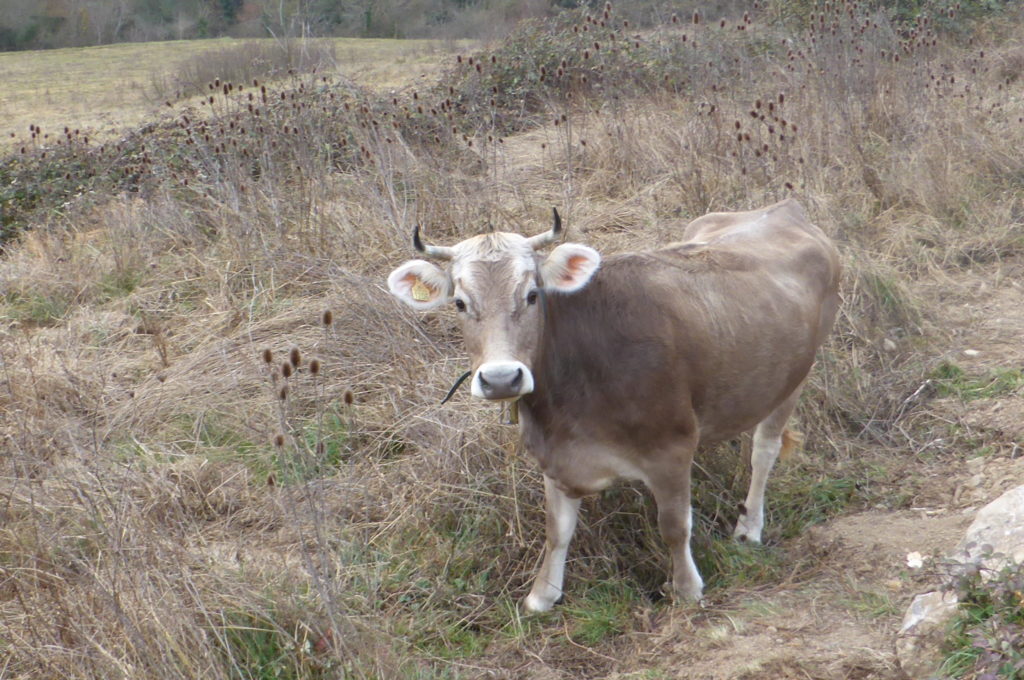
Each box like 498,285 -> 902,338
386,198 -> 841,612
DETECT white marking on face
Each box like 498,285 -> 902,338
472,360 -> 534,399
449,233 -> 537,290
449,233 -> 544,400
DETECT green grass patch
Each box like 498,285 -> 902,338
294,409 -> 353,476
160,409 -> 352,484
410,619 -> 493,661
841,589 -> 901,619
188,412 -> 262,456
699,538 -> 788,591
770,476 -> 858,540
217,610 -> 329,680
859,268 -> 922,329
563,580 -> 641,645
930,361 -> 1024,401
98,268 -> 144,300
1,290 -> 70,326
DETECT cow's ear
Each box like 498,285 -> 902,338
387,260 -> 452,310
540,243 -> 601,293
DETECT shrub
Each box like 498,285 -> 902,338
149,40 -> 339,102
943,558 -> 1024,678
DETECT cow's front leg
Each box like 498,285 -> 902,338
649,454 -> 703,603
524,474 -> 581,613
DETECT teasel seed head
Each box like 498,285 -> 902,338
279,385 -> 289,400
310,359 -> 321,376
274,434 -> 285,448
290,347 -> 301,368
262,348 -> 273,364
343,389 -> 355,405
281,362 -> 293,379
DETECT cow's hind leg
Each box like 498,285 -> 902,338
524,475 -> 582,613
734,382 -> 805,544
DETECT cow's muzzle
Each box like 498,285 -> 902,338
472,361 -> 535,400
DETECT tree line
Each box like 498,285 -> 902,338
0,0 -> 1011,52
0,0 -> 600,50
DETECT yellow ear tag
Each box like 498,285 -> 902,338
411,280 -> 432,302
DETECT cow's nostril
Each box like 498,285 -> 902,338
472,362 -> 534,399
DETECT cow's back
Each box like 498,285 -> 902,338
526,198 -> 839,454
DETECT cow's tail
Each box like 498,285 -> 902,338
779,428 -> 803,462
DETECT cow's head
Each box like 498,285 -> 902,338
387,210 -> 601,400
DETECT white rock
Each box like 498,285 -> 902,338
896,485 -> 1024,679
895,590 -> 960,680
963,349 -> 980,357
953,484 -> 1024,575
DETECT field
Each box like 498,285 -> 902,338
0,36 -> 471,144
2,3 -> 1024,679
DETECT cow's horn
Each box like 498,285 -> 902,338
527,208 -> 563,249
413,225 -> 455,260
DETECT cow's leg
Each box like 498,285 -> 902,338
734,382 -> 806,544
648,446 -> 703,603
524,474 -> 581,613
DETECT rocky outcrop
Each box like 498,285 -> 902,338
895,483 -> 1024,680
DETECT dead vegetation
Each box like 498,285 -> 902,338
2,2 -> 1024,678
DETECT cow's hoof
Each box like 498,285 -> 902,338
522,592 -> 562,613
733,515 -> 763,544
664,580 -> 704,605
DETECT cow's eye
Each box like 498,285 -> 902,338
454,298 -> 467,312
526,290 -> 539,306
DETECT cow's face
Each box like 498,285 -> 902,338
388,218 -> 600,400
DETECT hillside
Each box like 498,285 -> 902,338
2,3 -> 1023,678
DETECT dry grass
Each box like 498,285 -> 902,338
2,2 -> 1024,678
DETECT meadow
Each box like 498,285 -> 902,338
2,2 -> 1024,678
0,36 -> 471,145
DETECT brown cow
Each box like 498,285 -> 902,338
387,199 -> 840,611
